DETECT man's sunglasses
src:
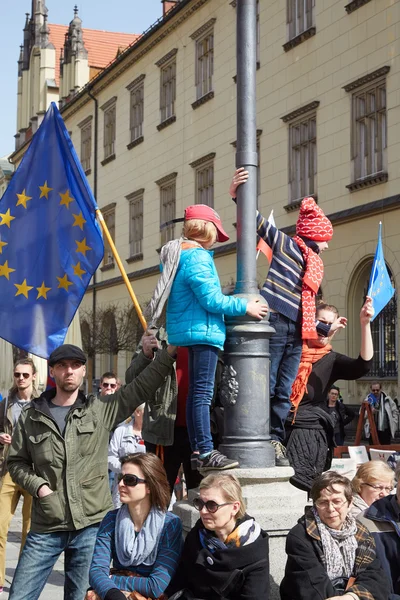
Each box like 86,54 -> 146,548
193,498 -> 232,513
14,372 -> 30,379
117,473 -> 147,487
102,382 -> 117,389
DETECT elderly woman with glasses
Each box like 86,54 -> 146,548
87,453 -> 182,600
350,461 -> 394,517
280,471 -> 389,600
168,473 -> 269,600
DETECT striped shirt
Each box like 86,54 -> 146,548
89,509 -> 183,599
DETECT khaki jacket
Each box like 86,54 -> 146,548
8,349 -> 175,533
0,393 -> 36,479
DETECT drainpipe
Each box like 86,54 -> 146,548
88,87 -> 98,389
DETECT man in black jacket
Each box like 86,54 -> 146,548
326,385 -> 355,446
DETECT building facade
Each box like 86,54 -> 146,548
11,0 -> 399,400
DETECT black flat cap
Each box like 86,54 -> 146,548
48,344 -> 87,367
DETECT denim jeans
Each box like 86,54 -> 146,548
269,313 -> 302,443
9,524 -> 99,600
186,345 -> 219,456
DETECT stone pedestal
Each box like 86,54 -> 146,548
173,467 -> 308,600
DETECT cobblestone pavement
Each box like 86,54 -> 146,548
2,502 -> 65,599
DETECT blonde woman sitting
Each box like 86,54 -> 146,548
350,461 -> 394,517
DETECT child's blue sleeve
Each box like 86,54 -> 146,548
185,253 -> 247,316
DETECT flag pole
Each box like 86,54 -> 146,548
367,221 -> 382,297
96,209 -> 147,331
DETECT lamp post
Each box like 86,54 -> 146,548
218,0 -> 275,468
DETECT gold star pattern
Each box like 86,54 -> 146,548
39,181 -> 53,199
75,238 -> 92,257
14,279 -> 33,299
36,281 -> 51,300
72,262 -> 86,280
57,273 -> 73,291
59,190 -> 74,209
0,209 -> 15,228
0,260 -> 15,280
0,240 -> 7,254
16,189 -> 32,209
72,211 -> 87,230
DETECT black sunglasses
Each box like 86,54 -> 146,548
117,473 -> 147,487
193,498 -> 232,513
14,372 -> 31,379
102,382 -> 117,389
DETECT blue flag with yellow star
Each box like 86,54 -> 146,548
367,222 -> 395,321
0,102 -> 103,358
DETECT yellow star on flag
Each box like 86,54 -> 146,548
0,209 -> 15,228
0,260 -> 15,279
72,212 -> 87,230
72,262 -> 86,280
14,279 -> 34,299
57,273 -> 73,291
75,238 -> 92,257
39,181 -> 53,199
0,240 -> 7,254
16,189 -> 32,209
59,190 -> 74,209
36,281 -> 51,300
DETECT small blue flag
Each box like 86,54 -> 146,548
367,222 -> 395,321
0,102 -> 104,358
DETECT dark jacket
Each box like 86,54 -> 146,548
8,349 -> 175,533
280,507 -> 390,600
0,393 -> 37,479
169,516 -> 269,600
358,494 -> 400,599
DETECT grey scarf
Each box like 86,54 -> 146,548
115,504 -> 166,567
312,506 -> 357,580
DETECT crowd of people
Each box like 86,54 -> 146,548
0,169 -> 398,599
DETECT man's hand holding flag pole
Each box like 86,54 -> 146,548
367,221 -> 395,320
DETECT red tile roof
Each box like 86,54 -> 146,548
48,23 -> 139,86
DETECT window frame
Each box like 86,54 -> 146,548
287,111 -> 317,205
78,116 -> 92,174
156,173 -> 177,247
101,204 -> 116,269
101,97 -> 117,162
127,189 -> 144,260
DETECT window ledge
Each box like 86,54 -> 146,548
283,27 -> 316,52
346,172 -> 388,192
100,262 -> 115,272
101,154 -> 116,166
345,0 -> 372,14
84,168 -> 92,176
157,115 -> 176,131
126,253 -> 143,264
127,136 -> 144,150
192,90 -> 214,110
284,194 -> 318,213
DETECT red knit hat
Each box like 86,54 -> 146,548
296,197 -> 333,242
184,204 -> 229,242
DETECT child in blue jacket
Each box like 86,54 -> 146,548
146,204 -> 268,470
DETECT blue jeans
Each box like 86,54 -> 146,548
186,345 -> 219,456
269,313 -> 302,443
9,524 -> 99,600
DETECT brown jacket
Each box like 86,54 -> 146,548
0,393 -> 36,479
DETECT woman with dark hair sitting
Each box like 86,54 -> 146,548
280,471 -> 390,600
168,473 -> 269,600
88,453 -> 183,600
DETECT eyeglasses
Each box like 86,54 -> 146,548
117,473 -> 147,487
102,382 -> 117,389
14,372 -> 30,379
362,483 -> 393,494
371,389 -> 380,393
193,498 -> 233,513
315,498 -> 348,511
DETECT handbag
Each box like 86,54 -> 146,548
84,570 -> 168,600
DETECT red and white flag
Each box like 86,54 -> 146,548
256,210 -> 275,263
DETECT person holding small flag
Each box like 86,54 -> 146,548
229,168 -> 346,466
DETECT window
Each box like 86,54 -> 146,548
287,0 -> 315,40
78,116 -> 92,173
128,76 -> 145,144
102,204 -> 116,268
190,19 -> 216,106
156,49 -> 177,128
101,97 -> 117,162
127,189 -> 144,259
156,173 -> 177,246
190,153 -> 215,207
288,112 -> 317,203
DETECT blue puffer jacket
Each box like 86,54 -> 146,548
166,247 -> 247,350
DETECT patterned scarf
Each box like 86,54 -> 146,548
199,518 -> 261,553
312,506 -> 358,581
290,342 -> 332,419
293,235 -> 325,340
115,504 -> 166,567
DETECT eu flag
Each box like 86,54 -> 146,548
0,102 -> 104,358
367,222 -> 395,321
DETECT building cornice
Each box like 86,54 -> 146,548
281,101 -> 320,123
343,66 -> 390,92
